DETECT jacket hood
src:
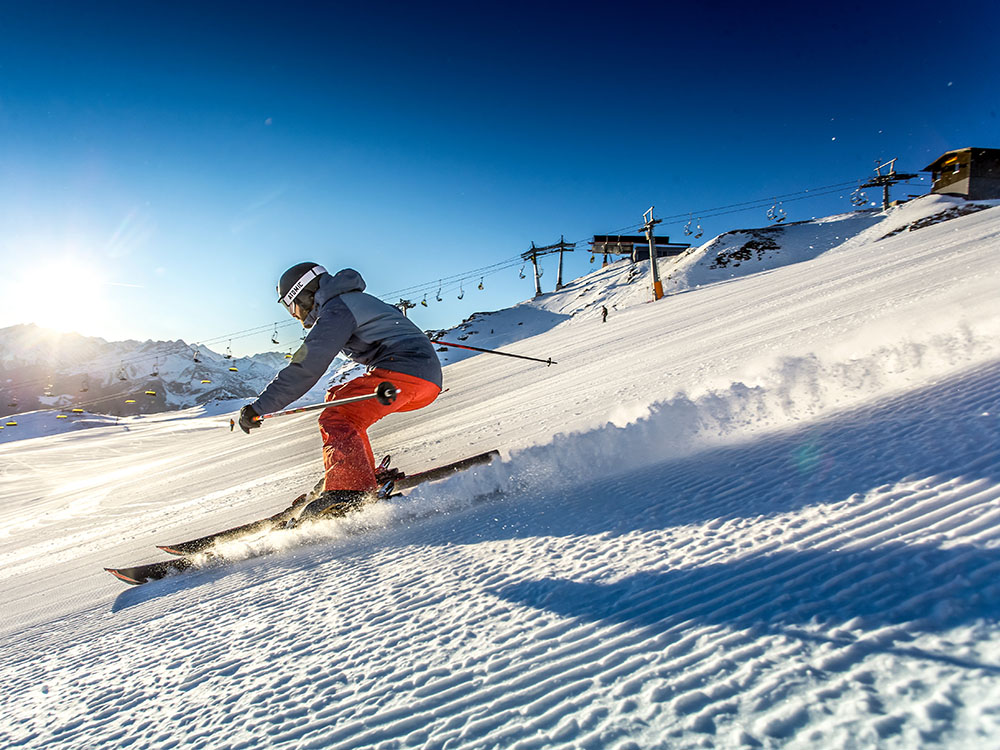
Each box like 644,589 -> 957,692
316,268 -> 366,305
300,268 -> 366,329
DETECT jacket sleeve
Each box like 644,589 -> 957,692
250,299 -> 357,415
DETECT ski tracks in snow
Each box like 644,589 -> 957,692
3,359 -> 1000,748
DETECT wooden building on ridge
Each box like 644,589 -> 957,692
923,147 -> 1000,200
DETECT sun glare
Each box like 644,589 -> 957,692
12,258 -> 113,335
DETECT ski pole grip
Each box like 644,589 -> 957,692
375,381 -> 398,405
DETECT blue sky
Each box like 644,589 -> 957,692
1,1 -> 997,356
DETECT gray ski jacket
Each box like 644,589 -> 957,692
250,269 -> 442,415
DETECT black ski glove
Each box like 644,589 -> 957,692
238,404 -> 261,434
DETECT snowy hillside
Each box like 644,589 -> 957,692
2,195 -> 999,748
664,194 -> 998,293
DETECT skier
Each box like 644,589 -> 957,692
229,418 -> 235,432
601,305 -> 608,323
238,263 -> 443,517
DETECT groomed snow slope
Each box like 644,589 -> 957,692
2,196 -> 1000,749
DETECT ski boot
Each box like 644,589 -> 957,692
299,489 -> 374,520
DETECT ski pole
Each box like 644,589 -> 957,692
433,340 -> 556,366
253,381 -> 398,422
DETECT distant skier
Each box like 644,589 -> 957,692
238,263 -> 443,517
601,305 -> 608,323
229,418 -> 235,432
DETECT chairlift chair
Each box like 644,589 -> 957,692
457,283 -> 464,300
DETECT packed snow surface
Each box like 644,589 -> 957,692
2,196 -> 1000,748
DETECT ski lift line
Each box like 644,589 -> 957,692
653,179 -> 861,223
558,179 -> 861,247
378,254 -> 523,294
374,263 -> 525,305
2,316 -> 298,392
11,385 -> 149,415
377,255 -> 524,299
8,258 -> 516,391
562,183 -> 871,249
559,179 -> 866,248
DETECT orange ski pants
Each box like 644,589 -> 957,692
318,368 -> 441,492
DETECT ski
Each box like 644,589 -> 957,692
106,557 -> 195,585
106,450 -> 500,585
155,491 -> 315,556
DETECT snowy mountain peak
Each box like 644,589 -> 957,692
0,326 -> 287,421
